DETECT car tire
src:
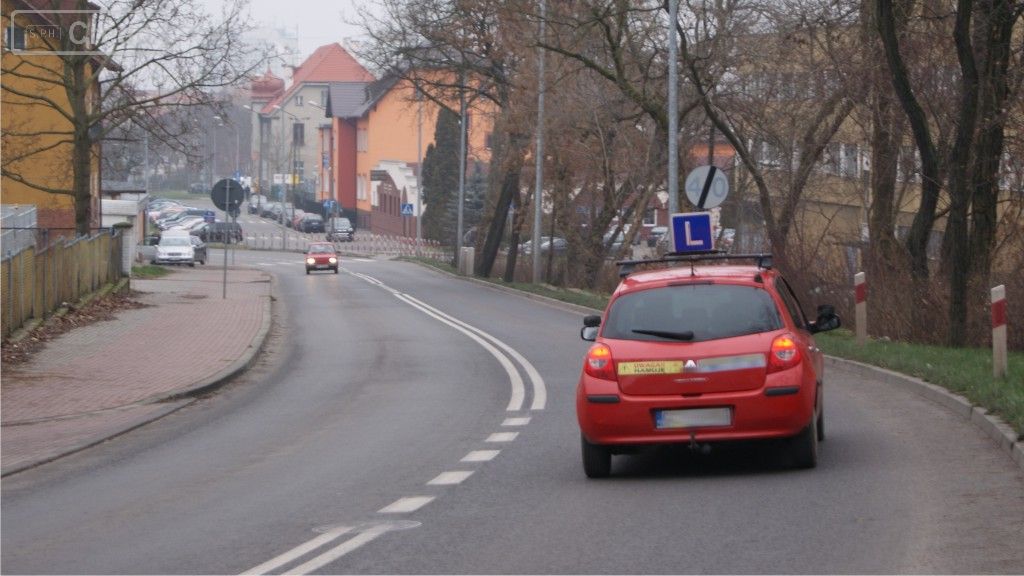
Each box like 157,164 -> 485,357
333,267 -> 339,274
789,417 -> 818,469
189,262 -> 195,268
306,268 -> 310,275
581,435 -> 612,478
817,403 -> 825,442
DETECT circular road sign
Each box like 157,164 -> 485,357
684,165 -> 730,209
211,178 -> 245,214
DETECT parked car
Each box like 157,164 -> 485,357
151,230 -> 195,267
326,217 -> 355,242
521,236 -> 568,255
190,235 -> 207,265
248,194 -> 269,214
575,253 -> 841,477
304,242 -> 339,274
162,215 -> 206,232
647,226 -> 668,247
198,221 -> 243,243
260,202 -> 280,219
188,182 -> 210,194
299,213 -> 324,233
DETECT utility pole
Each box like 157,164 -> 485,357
416,88 -> 423,256
456,69 -> 467,272
532,0 -> 546,283
667,0 -> 679,215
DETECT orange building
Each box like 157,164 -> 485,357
325,76 -> 492,235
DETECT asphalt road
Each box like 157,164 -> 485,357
2,255 -> 1023,574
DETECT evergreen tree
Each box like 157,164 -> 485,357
421,107 -> 461,243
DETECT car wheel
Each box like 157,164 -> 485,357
333,267 -> 339,274
789,417 -> 818,469
817,403 -> 825,442
306,268 -> 311,275
189,262 -> 195,268
581,435 -> 611,478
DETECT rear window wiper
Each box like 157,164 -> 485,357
631,329 -> 695,341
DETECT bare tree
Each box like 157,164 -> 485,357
2,0 -> 264,235
876,0 -> 1023,346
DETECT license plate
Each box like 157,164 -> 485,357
655,407 -> 731,429
315,264 -> 328,268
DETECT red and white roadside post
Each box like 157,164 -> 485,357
855,272 -> 867,345
992,285 -> 1007,379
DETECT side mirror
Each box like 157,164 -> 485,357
144,235 -> 159,246
581,315 -> 601,341
809,305 -> 841,334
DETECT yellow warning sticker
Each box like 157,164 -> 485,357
617,361 -> 685,376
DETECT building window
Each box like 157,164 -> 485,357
357,175 -> 366,200
295,95 -> 303,107
642,208 -> 656,226
320,89 -> 328,108
357,129 -> 368,152
293,123 -> 304,147
4,26 -> 25,50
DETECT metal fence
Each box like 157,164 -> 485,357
1,230 -> 125,339
242,231 -> 453,262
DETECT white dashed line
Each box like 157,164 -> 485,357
427,471 -> 475,486
486,432 -> 519,443
461,450 -> 501,462
502,417 -> 531,427
378,496 -> 435,514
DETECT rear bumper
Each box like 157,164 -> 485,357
577,371 -> 815,446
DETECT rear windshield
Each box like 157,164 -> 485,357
602,284 -> 782,342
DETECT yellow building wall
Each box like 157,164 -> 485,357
1,6 -> 95,232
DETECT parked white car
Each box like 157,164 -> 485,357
152,230 -> 195,267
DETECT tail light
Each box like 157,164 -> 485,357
768,334 -> 802,372
584,343 -> 617,381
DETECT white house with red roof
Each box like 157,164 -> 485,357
248,43 -> 375,212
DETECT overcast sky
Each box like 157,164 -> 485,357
215,0 -> 382,60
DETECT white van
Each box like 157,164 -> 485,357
152,229 -> 195,266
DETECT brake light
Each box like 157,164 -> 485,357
768,334 -> 802,372
584,344 -> 617,381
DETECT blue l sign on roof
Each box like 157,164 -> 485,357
670,212 -> 714,253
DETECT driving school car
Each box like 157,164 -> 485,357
576,253 -> 840,478
305,242 -> 339,274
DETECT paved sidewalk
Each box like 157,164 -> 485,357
1,266 -> 272,476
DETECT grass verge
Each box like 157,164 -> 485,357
132,265 -> 173,279
405,256 -> 1023,438
815,329 -> 1023,437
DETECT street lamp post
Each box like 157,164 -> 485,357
274,104 -> 302,230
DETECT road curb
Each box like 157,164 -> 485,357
826,356 -> 1023,473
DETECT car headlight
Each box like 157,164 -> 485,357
306,257 -> 315,265
329,257 -> 337,264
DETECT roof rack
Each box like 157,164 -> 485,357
615,251 -> 773,278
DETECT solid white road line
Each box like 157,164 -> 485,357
288,526 -> 390,575
486,432 -> 519,443
240,526 -> 353,575
461,450 -> 501,462
427,471 -> 475,485
378,496 -> 436,514
402,294 -> 548,411
394,293 -> 526,411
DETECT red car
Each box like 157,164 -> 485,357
576,254 -> 840,477
305,242 -> 339,274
